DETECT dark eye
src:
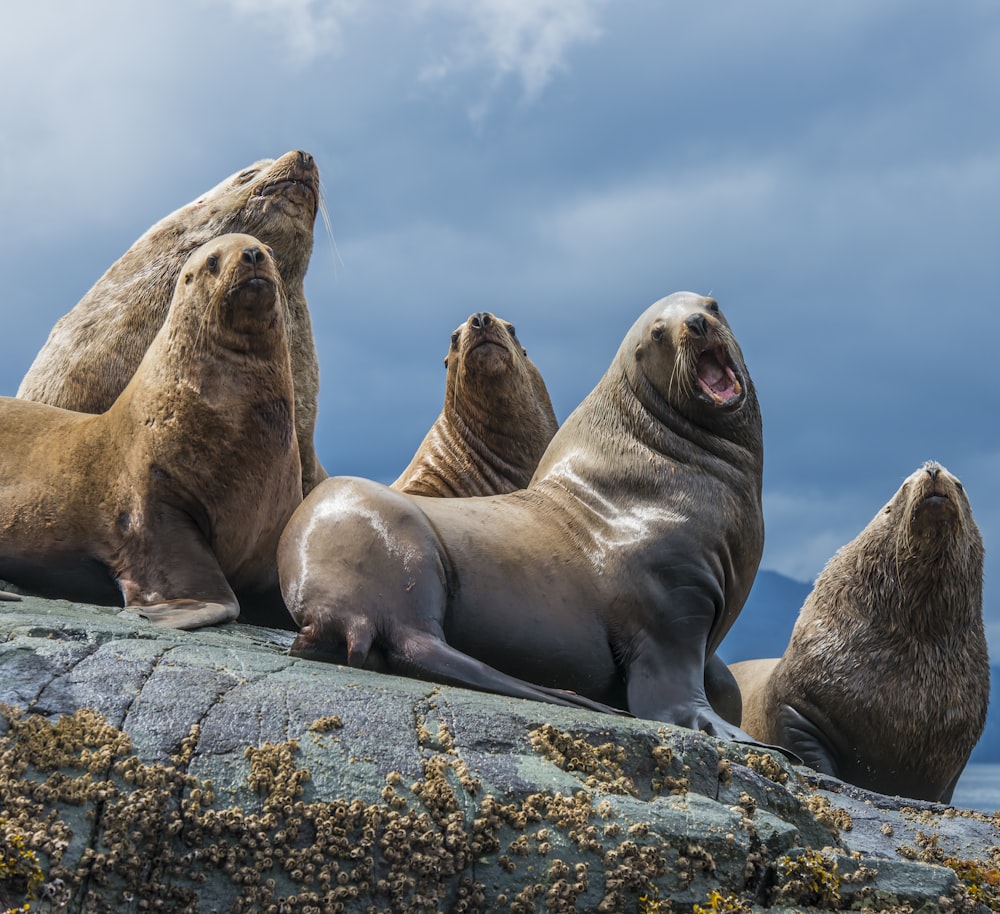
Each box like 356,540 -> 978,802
237,168 -> 258,183
506,323 -> 517,338
266,246 -> 275,259
206,255 -> 219,272
651,326 -> 664,342
706,300 -> 720,313
450,332 -> 460,347
955,481 -> 964,493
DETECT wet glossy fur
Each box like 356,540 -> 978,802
280,292 -> 764,736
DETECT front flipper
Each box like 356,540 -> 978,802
117,509 -> 240,631
777,704 -> 838,776
124,598 -> 239,630
0,591 -> 23,602
627,625 -> 789,750
705,652 -> 742,726
387,630 -> 630,716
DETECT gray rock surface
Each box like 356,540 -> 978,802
1,594 -> 998,913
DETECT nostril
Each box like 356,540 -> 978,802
685,313 -> 708,336
242,246 -> 263,265
471,312 -> 491,330
297,150 -> 313,167
926,465 -> 940,480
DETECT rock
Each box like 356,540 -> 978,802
1,594 -> 998,913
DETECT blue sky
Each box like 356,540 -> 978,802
2,1 -> 999,650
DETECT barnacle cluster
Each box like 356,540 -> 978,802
528,725 -> 690,798
805,794 -> 854,835
528,725 -> 637,796
741,750 -> 788,785
0,704 -> 740,913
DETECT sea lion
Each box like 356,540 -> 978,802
392,311 -> 558,497
17,150 -> 326,496
730,462 -> 987,802
280,292 -> 764,737
0,234 -> 303,630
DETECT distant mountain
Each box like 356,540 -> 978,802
721,569 -> 998,764
717,569 -> 812,664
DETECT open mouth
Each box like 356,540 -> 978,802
696,346 -> 742,405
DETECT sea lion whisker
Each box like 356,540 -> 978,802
317,181 -> 343,276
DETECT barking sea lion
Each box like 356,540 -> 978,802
279,292 -> 763,737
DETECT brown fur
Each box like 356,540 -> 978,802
280,293 -> 764,737
0,234 -> 303,630
392,311 -> 558,497
731,462 -> 987,802
17,150 -> 326,495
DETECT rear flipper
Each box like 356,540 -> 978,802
388,631 -> 630,717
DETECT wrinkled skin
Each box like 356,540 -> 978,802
18,150 -> 325,495
393,310 -> 558,497
731,462 -> 987,802
0,235 -> 302,630
281,292 -> 764,738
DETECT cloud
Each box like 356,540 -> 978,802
416,0 -> 606,117
210,0 -> 361,61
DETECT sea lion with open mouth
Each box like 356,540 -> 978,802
279,292 -> 764,735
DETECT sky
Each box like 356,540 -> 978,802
2,1 -> 999,650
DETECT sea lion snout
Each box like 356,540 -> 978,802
241,245 -> 266,267
470,312 -> 493,331
685,313 -> 709,337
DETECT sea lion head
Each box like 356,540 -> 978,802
447,311 -> 521,371
445,311 -> 538,401
625,292 -> 751,423
174,233 -> 284,350
886,461 -> 980,559
169,149 -> 319,281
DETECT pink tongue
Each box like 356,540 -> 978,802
698,352 -> 735,397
